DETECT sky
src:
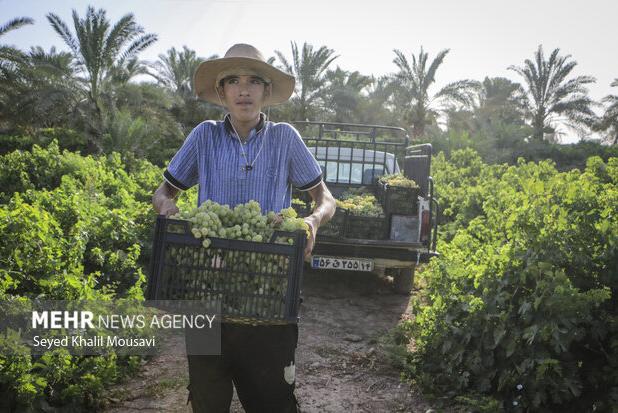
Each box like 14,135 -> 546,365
2,0 -> 617,143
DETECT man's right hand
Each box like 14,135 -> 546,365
153,181 -> 180,216
159,198 -> 180,217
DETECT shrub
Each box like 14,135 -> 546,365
403,150 -> 618,411
0,141 -> 162,409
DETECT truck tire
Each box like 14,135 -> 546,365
393,266 -> 415,295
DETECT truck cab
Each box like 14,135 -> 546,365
292,121 -> 439,294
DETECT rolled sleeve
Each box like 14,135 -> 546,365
164,125 -> 201,190
287,126 -> 322,191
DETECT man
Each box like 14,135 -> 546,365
152,43 -> 336,413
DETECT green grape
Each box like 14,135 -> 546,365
378,173 -> 418,188
169,199 -> 310,317
280,207 -> 297,219
336,193 -> 383,217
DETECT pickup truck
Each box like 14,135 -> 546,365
291,121 -> 439,294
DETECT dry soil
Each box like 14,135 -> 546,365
102,268 -> 435,413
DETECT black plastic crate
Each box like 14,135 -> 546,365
317,207 -> 347,237
315,208 -> 386,240
345,215 -> 387,239
147,216 -> 306,324
379,184 -> 420,215
290,199 -> 346,238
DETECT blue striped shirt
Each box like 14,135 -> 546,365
164,113 -> 322,213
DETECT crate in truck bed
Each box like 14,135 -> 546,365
345,214 -> 387,239
292,202 -> 387,240
147,216 -> 306,324
378,183 -> 420,215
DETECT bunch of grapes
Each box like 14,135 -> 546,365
336,193 -> 384,217
378,173 -> 418,188
276,207 -> 311,242
171,200 -> 308,246
291,197 -> 307,207
167,200 -> 309,319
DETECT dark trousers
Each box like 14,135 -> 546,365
186,323 -> 300,413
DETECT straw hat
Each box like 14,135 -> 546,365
193,43 -> 295,106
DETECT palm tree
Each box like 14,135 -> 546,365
0,17 -> 32,129
148,47 -> 221,132
356,75 -> 399,126
595,79 -> 618,145
476,77 -> 525,124
274,41 -> 338,121
323,67 -> 372,123
46,6 -> 157,150
0,45 -> 83,133
24,47 -> 81,127
448,77 -> 524,132
508,45 -> 596,142
389,47 -> 479,139
149,46 -> 214,98
448,77 -> 526,133
107,56 -> 149,85
0,17 -> 34,66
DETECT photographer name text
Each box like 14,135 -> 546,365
32,334 -> 157,349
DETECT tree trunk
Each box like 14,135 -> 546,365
410,104 -> 426,140
412,122 -> 424,139
533,110 -> 546,141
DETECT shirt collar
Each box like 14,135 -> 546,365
224,112 -> 266,138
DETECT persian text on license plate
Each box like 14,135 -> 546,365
311,256 -> 374,272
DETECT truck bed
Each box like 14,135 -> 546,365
313,236 -> 438,263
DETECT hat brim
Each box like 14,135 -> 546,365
193,57 -> 295,106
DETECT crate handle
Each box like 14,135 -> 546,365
163,217 -> 192,234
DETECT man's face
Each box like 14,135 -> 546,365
218,75 -> 270,123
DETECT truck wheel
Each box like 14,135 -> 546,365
393,266 -> 415,295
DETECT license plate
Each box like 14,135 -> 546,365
311,256 -> 374,272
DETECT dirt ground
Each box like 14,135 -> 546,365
102,268 -> 435,413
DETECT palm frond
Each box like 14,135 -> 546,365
423,48 -> 449,90
549,95 -> 596,115
392,49 -> 412,76
103,14 -> 138,65
118,33 -> 157,64
0,45 -> 27,64
550,75 -> 595,104
546,58 -> 575,93
433,79 -> 480,109
46,13 -> 81,58
0,17 -> 34,37
274,49 -> 293,74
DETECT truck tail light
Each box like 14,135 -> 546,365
420,209 -> 430,243
417,197 -> 430,244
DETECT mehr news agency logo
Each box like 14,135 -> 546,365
30,309 -> 217,350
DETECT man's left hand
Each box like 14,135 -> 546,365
302,181 -> 336,260
303,217 -> 318,260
